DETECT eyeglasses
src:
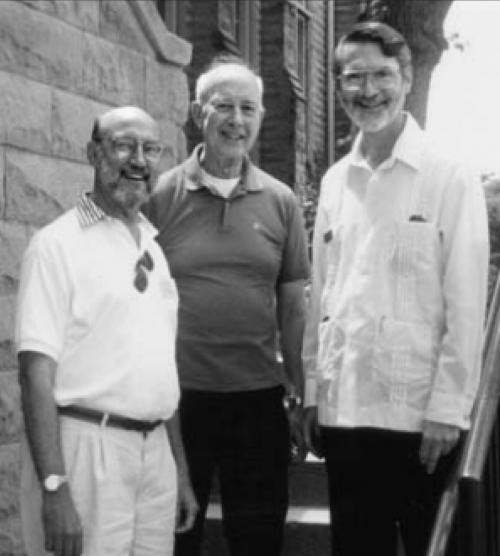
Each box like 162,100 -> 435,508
134,251 -> 154,293
95,136 -> 164,162
337,68 -> 400,91
210,100 -> 259,117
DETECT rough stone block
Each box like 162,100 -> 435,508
0,295 -> 16,345
21,0 -> 99,32
156,120 -> 180,173
51,91 -> 112,163
145,59 -> 190,126
0,221 -> 32,295
0,341 -> 17,374
81,36 -> 145,106
0,146 -> 5,216
0,1 -> 86,94
100,0 -> 154,56
0,372 -> 22,444
0,71 -> 52,155
5,149 -> 93,227
0,443 -> 23,555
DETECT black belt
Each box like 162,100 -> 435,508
58,405 -> 164,435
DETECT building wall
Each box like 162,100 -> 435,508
259,0 -> 293,186
0,1 -> 191,553
333,0 -> 363,158
259,0 -> 332,194
177,0 -> 222,152
309,0 -> 329,179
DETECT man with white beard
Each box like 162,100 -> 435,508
303,21 -> 489,556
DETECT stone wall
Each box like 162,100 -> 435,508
0,1 -> 191,553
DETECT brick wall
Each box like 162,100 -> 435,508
333,0 -> 362,158
260,0 -> 294,186
0,1 -> 191,553
309,0 -> 329,180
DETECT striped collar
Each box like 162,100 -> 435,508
75,193 -> 158,237
76,193 -> 106,227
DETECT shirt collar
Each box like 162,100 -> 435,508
76,193 -> 158,237
76,193 -> 106,227
183,144 -> 263,194
349,112 -> 425,172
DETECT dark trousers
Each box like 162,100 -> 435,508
321,427 -> 461,556
175,387 -> 290,556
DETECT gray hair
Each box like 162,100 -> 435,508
195,55 -> 264,105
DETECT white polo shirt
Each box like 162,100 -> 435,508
15,195 -> 179,421
303,114 -> 489,432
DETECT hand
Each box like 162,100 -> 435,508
302,406 -> 323,458
287,405 -> 307,463
175,472 -> 199,534
42,485 -> 83,556
419,420 -> 460,474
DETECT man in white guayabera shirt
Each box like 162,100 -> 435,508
302,21 -> 489,556
15,106 -> 197,556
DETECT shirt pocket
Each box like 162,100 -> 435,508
372,317 -> 436,408
391,221 -> 439,277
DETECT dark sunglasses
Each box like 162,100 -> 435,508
134,251 -> 154,293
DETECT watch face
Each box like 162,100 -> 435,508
283,394 -> 301,411
44,474 -> 65,491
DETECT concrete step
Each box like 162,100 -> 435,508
208,456 -> 329,508
202,505 -> 330,556
203,505 -> 406,556
205,502 -> 330,524
202,457 -> 331,554
202,455 -> 407,555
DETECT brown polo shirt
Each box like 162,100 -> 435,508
145,145 -> 309,391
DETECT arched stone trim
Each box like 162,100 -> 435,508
127,0 -> 192,66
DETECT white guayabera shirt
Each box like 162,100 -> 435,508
303,114 -> 489,432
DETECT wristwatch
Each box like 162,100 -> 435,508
43,474 -> 68,492
283,391 -> 303,411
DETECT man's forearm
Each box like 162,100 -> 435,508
281,321 -> 305,397
18,351 -> 66,481
277,281 -> 306,397
165,410 -> 190,479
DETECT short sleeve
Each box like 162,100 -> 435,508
15,232 -> 71,360
278,193 -> 310,284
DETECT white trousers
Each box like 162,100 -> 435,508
20,416 -> 177,556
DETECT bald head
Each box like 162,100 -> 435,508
91,106 -> 159,142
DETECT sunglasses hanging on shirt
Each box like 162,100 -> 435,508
134,250 -> 154,293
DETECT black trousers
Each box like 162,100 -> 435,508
175,387 -> 290,556
321,427 -> 461,556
